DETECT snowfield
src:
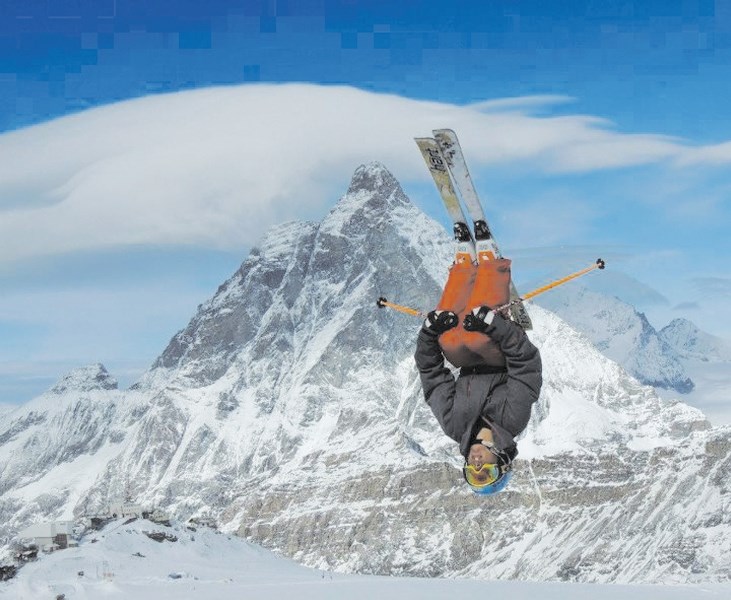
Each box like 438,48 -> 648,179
3,519 -> 730,600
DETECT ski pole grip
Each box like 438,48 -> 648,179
376,297 -> 388,308
596,258 -> 606,270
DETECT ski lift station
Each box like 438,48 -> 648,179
108,501 -> 145,518
17,521 -> 76,552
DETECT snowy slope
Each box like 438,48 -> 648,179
3,518 -> 730,600
0,366 -> 149,533
1,164 -> 730,585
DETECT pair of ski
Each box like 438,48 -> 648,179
415,129 -> 533,330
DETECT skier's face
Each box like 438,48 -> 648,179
467,443 -> 497,469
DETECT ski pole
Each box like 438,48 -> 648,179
496,258 -> 606,311
376,259 -> 605,319
376,297 -> 427,318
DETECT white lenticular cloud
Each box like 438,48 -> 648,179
676,140 -> 731,165
0,83 -> 727,264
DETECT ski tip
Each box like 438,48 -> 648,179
596,258 -> 606,270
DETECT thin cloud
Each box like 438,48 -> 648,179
467,94 -> 577,112
0,83 -> 728,264
676,141 -> 731,166
673,302 -> 701,311
692,277 -> 731,297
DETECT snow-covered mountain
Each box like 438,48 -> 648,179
660,318 -> 731,363
537,286 -> 694,393
1,163 -> 730,585
49,363 -> 119,394
535,285 -> 731,424
655,318 -> 731,426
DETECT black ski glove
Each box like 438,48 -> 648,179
463,305 -> 496,333
423,310 -> 458,334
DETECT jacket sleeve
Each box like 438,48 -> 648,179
414,328 -> 461,443
485,314 -> 542,437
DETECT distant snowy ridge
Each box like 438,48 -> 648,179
1,163 -> 730,586
537,286 -> 694,393
49,363 -> 118,394
660,318 -> 731,363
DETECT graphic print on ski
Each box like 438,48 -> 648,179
415,138 -> 475,266
433,129 -> 533,330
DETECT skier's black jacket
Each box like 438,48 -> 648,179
414,314 -> 542,459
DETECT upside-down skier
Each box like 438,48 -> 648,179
377,132 -> 600,495
414,260 -> 543,495
409,129 -> 547,495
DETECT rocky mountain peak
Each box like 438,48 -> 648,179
346,161 -> 401,197
323,162 -> 412,235
661,318 -> 700,344
146,161 -> 444,387
49,363 -> 118,394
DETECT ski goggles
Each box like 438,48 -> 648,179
462,462 -> 501,488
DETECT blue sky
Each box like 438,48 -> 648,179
3,0 -> 729,138
1,0 -> 731,404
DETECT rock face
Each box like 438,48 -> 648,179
1,163 -> 730,584
537,287 -> 695,393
